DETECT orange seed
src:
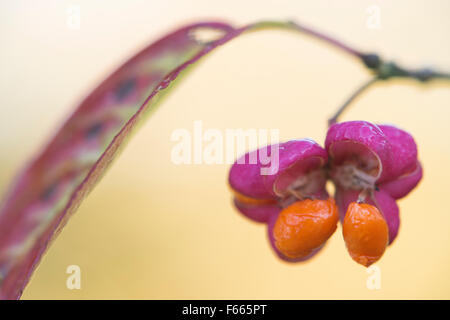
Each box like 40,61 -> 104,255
273,198 -> 339,259
342,202 -> 389,267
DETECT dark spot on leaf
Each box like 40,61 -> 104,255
41,183 -> 57,201
85,122 -> 103,139
374,185 -> 380,191
115,78 -> 136,101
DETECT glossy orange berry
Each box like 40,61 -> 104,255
273,198 -> 339,259
343,202 -> 389,267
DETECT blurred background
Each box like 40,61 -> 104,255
0,0 -> 449,299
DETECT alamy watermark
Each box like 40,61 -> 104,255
366,264 -> 381,290
66,265 -> 81,290
67,5 -> 81,30
366,4 -> 381,30
170,120 -> 280,175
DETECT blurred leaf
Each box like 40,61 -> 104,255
0,20 -> 308,299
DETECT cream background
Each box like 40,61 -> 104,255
0,0 -> 449,299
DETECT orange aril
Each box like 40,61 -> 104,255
273,198 -> 338,259
342,202 -> 389,267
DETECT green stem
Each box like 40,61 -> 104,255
252,20 -> 450,83
328,76 -> 380,126
251,20 -> 450,126
250,20 -> 363,59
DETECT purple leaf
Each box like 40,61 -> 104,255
0,20 -> 312,299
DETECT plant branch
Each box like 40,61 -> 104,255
252,20 -> 450,83
249,20 -> 363,59
250,20 -> 450,126
328,76 -> 380,126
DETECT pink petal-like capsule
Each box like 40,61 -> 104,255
378,124 -> 419,180
377,124 -> 422,199
371,189 -> 400,244
228,139 -> 328,223
328,121 -> 421,244
379,162 -> 423,199
325,121 -> 391,184
326,121 -> 422,190
229,145 -> 278,200
233,199 -> 280,223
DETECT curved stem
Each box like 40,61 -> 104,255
250,20 -> 450,128
249,20 -> 363,59
289,21 -> 363,58
328,76 -> 379,126
251,20 -> 450,83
